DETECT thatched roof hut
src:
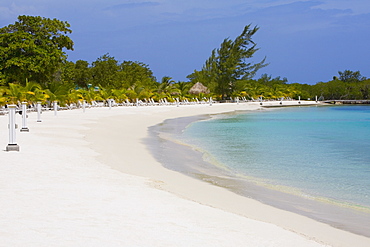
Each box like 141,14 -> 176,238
189,82 -> 209,95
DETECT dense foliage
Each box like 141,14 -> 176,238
187,25 -> 267,99
0,15 -> 73,87
0,16 -> 369,107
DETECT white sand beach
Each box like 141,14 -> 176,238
1,101 -> 369,247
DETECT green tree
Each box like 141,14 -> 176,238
1,81 -> 47,104
0,86 -> 6,105
119,61 -> 156,89
338,70 -> 366,83
256,74 -> 287,87
0,72 -> 5,86
158,76 -> 175,93
324,80 -> 347,100
359,80 -> 370,99
173,81 -> 191,99
73,60 -> 91,88
187,50 -> 218,90
45,81 -> 74,106
0,15 -> 74,86
77,88 -> 100,104
125,84 -> 145,101
188,25 -> 267,99
22,80 -> 48,103
287,83 -> 309,100
3,83 -> 25,104
59,60 -> 76,87
111,88 -> 128,103
90,54 -> 120,88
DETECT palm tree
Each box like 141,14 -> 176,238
240,83 -> 260,100
23,81 -> 49,103
174,81 -> 191,100
0,86 -> 7,106
77,88 -> 99,104
111,88 -> 128,103
97,87 -> 114,103
137,88 -> 154,101
45,82 -> 74,106
147,76 -> 176,102
67,90 -> 83,105
158,76 -> 176,94
4,83 -> 25,104
126,85 -> 140,101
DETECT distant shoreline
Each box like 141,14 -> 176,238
324,100 -> 370,105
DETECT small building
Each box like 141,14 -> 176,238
189,82 -> 210,95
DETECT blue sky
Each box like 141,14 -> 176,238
0,0 -> 369,84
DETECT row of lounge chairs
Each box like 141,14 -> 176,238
0,97 -> 222,115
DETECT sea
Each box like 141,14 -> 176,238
147,104 -> 370,237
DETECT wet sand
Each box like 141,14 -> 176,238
85,101 -> 369,247
146,113 -> 370,237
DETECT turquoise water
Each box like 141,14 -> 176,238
180,105 -> 370,209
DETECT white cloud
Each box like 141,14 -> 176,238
312,0 -> 370,15
0,0 -> 44,27
0,3 -> 38,21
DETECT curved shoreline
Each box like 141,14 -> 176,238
145,110 -> 370,237
83,101 -> 370,247
3,101 -> 369,246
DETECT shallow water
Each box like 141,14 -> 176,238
180,105 -> 370,209
147,105 -> 370,237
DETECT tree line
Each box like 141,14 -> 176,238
0,15 -> 369,107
